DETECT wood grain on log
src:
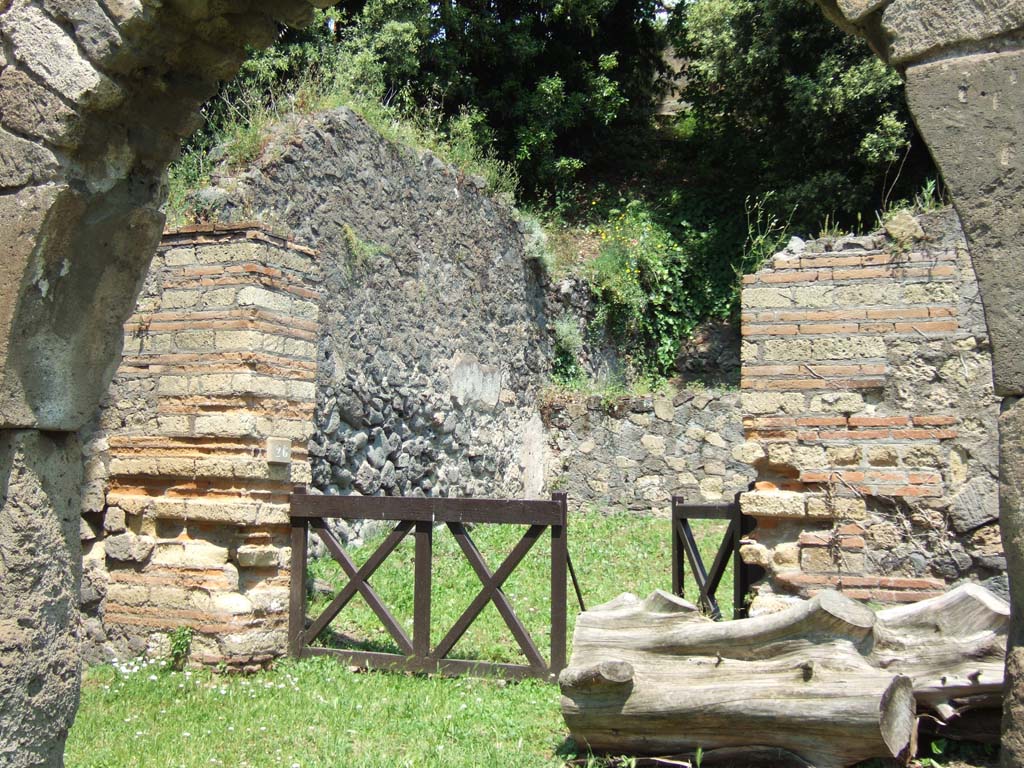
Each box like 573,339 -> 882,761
561,585 -> 1009,768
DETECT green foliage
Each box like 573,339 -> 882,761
340,223 -> 388,276
738,191 -> 793,280
585,200 -> 729,378
878,176 -> 948,225
166,10 -> 518,226
668,0 -> 935,233
327,0 -> 667,198
168,0 -> 666,216
551,315 -> 585,386
166,626 -> 193,671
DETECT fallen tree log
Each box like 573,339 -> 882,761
873,583 -> 1008,722
560,585 -> 1008,768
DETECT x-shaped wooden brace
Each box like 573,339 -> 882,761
676,516 -> 737,620
306,519 -> 415,655
432,522 -> 547,670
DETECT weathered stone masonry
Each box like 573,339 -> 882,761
80,225 -> 320,667
80,106 -> 553,663
209,107 -> 550,516
738,211 -> 1003,608
544,388 -> 753,515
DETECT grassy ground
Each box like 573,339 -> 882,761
66,510 -> 996,768
305,511 -> 732,662
67,511 -> 725,768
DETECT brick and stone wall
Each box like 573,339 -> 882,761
79,108 -> 554,662
543,387 -> 752,515
80,225 -> 320,667
737,210 -> 1005,610
207,107 -> 551,532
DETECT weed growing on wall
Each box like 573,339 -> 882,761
586,201 -> 713,378
167,626 -> 193,671
551,315 -> 586,386
736,192 -> 792,284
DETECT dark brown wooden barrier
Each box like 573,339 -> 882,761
671,493 -> 762,620
289,488 -> 570,680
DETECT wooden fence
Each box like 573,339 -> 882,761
288,488 -> 570,679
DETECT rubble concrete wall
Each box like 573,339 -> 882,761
209,108 -> 550,522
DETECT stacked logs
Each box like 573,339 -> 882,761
560,584 -> 1008,768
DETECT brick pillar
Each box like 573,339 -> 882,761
735,212 -> 1002,609
89,225 -> 320,666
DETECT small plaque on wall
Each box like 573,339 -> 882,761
266,437 -> 292,465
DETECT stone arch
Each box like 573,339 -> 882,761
0,1 -> 325,764
0,1 -> 1021,766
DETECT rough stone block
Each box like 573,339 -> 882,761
640,434 -> 665,456
1,4 -> 121,106
742,287 -> 793,308
740,490 -> 806,518
949,475 -> 999,533
809,392 -> 865,413
773,542 -> 800,569
0,430 -> 83,767
883,0 -> 1024,65
741,391 -> 807,415
907,51 -> 1024,395
801,546 -> 866,573
739,542 -> 771,568
235,544 -> 281,568
152,539 -> 230,568
104,531 -> 154,562
836,0 -> 890,21
732,441 -> 766,464
806,496 -> 868,520
0,125 -> 58,188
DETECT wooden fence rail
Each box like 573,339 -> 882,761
671,492 -> 762,619
289,488 -> 570,680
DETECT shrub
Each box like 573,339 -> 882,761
586,201 -> 704,377
551,315 -> 585,385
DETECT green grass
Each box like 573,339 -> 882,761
306,511 -> 731,663
67,511 -> 732,768
67,658 -> 564,768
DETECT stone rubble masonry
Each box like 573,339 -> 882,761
80,225 -> 320,668
543,387 -> 754,515
206,107 -> 550,525
738,210 -> 1004,609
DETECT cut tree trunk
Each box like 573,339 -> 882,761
560,585 -> 1008,768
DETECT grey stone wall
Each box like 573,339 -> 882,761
0,0 -> 322,763
544,387 -> 753,515
204,107 -> 552,525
